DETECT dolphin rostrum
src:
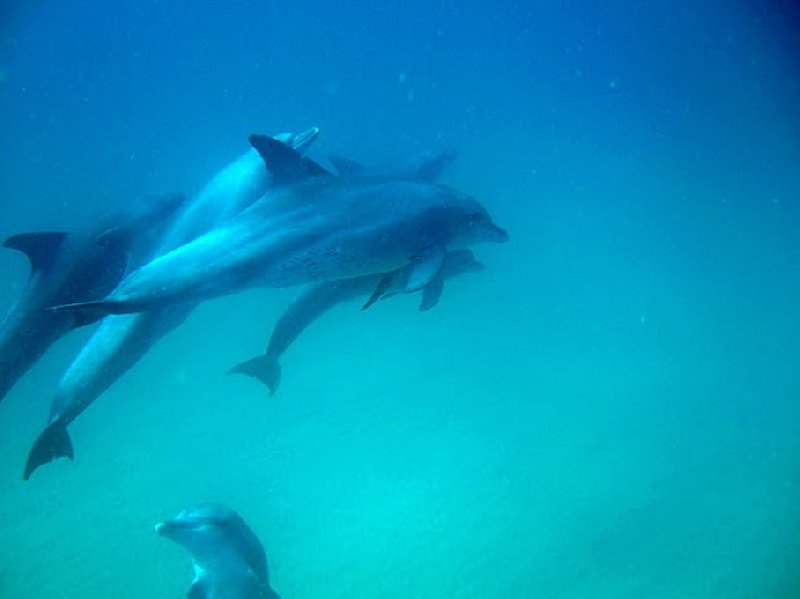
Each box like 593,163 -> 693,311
156,504 -> 281,599
0,192 -> 187,404
230,248 -> 485,395
49,135 -> 508,317
23,129 -> 319,480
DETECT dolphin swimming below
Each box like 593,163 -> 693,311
23,129 -> 319,480
0,191 -> 187,404
229,248 -> 485,396
156,504 -> 281,599
50,135 -> 508,318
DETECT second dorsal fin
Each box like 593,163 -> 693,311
328,154 -> 365,177
248,134 -> 330,184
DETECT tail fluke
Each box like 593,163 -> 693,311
24,422 -> 74,480
228,355 -> 282,397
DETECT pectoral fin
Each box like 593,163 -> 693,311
406,247 -> 446,293
418,274 -> 444,311
362,272 -> 395,310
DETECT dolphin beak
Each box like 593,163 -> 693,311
487,223 -> 509,243
155,520 -> 184,536
291,127 -> 320,153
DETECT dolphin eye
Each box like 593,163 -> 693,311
470,212 -> 484,222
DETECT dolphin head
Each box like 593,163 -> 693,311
434,187 -> 509,248
155,504 -> 267,577
156,504 -> 234,554
157,504 -> 273,597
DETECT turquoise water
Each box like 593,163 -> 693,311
1,1 -> 799,597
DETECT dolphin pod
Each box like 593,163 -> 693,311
23,129 -> 319,480
0,192 -> 188,403
8,128 -> 507,480
49,135 -> 507,317
156,504 -> 281,599
229,248 -> 485,396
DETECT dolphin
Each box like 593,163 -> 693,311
0,192 -> 187,403
229,249 -> 484,396
49,135 -> 508,318
156,504 -> 281,599
23,129 -> 319,480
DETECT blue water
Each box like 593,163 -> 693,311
1,1 -> 799,597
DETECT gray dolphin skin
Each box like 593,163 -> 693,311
23,129 -> 319,480
156,504 -> 281,599
230,249 -> 484,396
50,136 -> 508,318
0,192 -> 187,403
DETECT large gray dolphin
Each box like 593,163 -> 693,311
23,129 -> 319,480
156,504 -> 281,599
0,192 -> 187,403
50,135 -> 508,317
230,249 -> 484,396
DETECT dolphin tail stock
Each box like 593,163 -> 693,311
23,422 -> 74,480
228,355 -> 282,397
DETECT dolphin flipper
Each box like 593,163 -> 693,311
47,300 -> 131,317
419,273 -> 444,311
228,355 -> 282,397
362,272 -> 395,310
3,232 -> 69,272
24,422 -> 74,480
406,247 -> 446,293
248,135 -> 330,184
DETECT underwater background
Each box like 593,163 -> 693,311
1,0 -> 799,597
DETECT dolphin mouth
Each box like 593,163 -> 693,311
487,223 -> 509,243
155,520 -> 188,536
291,127 -> 320,153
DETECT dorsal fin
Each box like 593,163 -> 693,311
415,151 -> 459,181
328,154 -> 365,177
3,232 -> 68,272
248,134 -> 330,184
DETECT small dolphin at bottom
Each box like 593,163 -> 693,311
156,504 -> 281,599
229,249 -> 484,396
